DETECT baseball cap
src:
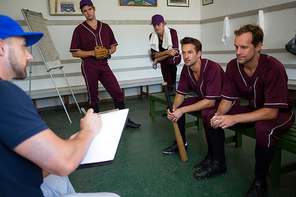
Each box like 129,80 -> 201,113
151,14 -> 164,25
0,15 -> 43,47
80,0 -> 93,9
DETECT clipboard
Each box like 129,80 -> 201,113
77,108 -> 129,169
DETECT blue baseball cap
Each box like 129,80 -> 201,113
151,14 -> 164,25
80,0 -> 93,9
0,15 -> 43,47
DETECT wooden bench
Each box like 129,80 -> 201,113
27,77 -> 168,110
149,92 -> 296,187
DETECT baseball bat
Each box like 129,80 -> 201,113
162,82 -> 188,162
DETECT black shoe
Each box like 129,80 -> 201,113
168,85 -> 176,96
245,180 -> 268,197
162,140 -> 187,154
126,118 -> 141,128
193,154 -> 213,171
193,160 -> 227,179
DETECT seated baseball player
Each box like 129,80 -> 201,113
199,24 -> 295,197
164,37 -> 225,171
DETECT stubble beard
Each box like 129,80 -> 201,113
185,59 -> 197,68
9,48 -> 27,80
237,52 -> 256,65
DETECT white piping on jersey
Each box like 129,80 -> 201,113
82,22 -> 101,47
187,66 -> 196,86
237,59 -> 248,87
203,59 -> 208,72
199,59 -> 208,99
206,95 -> 221,98
221,94 -> 239,100
264,103 -> 288,106
98,22 -> 103,47
268,109 -> 294,147
176,90 -> 191,95
254,77 -> 258,108
81,61 -> 92,104
70,48 -> 81,52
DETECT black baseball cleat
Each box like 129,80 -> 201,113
245,180 -> 268,197
193,154 -> 213,171
162,140 -> 187,154
126,118 -> 141,128
193,160 -> 227,179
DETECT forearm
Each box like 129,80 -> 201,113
231,108 -> 279,124
108,45 -> 116,55
180,99 -> 216,114
153,50 -> 170,59
216,99 -> 233,115
172,94 -> 185,110
38,129 -> 96,176
71,50 -> 95,59
14,129 -> 98,176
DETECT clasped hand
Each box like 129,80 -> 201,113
210,113 -> 236,129
167,108 -> 183,122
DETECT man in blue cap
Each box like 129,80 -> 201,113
0,15 -> 119,197
149,14 -> 181,96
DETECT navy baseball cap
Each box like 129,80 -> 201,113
0,15 -> 43,47
151,14 -> 164,25
80,0 -> 93,9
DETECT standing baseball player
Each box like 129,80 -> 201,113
163,37 -> 225,163
198,24 -> 294,197
70,0 -> 140,128
149,14 -> 181,96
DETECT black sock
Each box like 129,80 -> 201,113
89,104 -> 99,113
205,132 -> 213,157
168,64 -> 177,86
114,101 -> 125,110
208,127 -> 225,165
254,144 -> 275,188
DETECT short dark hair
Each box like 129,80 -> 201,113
180,37 -> 202,54
234,24 -> 264,48
80,5 -> 94,11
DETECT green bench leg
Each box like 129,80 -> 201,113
269,147 -> 282,187
235,132 -> 242,148
224,131 -> 242,147
149,98 -> 156,121
198,117 -> 204,131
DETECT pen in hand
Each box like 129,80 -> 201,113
81,107 -> 87,115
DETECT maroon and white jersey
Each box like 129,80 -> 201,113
70,20 -> 118,62
222,54 -> 293,110
177,59 -> 225,100
149,28 -> 179,55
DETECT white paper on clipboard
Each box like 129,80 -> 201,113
80,108 -> 129,166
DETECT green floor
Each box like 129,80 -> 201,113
39,97 -> 296,197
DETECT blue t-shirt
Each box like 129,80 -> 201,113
0,78 -> 49,197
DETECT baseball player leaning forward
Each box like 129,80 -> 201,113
70,0 -> 140,128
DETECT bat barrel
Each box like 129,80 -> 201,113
161,82 -> 188,162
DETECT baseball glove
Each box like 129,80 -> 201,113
94,46 -> 109,59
